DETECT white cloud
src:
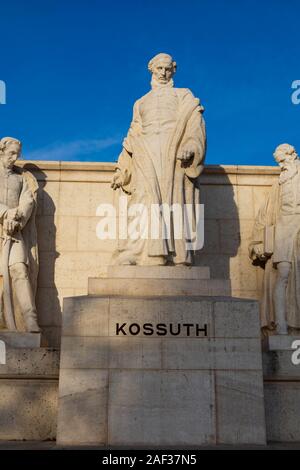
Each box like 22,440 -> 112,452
25,137 -> 120,161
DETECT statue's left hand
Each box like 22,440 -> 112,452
6,207 -> 21,221
111,171 -> 126,190
178,148 -> 195,162
3,218 -> 21,236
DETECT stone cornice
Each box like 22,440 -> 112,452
15,161 -> 280,185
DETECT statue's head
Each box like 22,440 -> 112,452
0,137 -> 22,169
148,53 -> 176,85
274,143 -> 298,169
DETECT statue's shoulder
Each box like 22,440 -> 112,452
132,94 -> 146,111
175,88 -> 203,111
136,91 -> 151,103
175,87 -> 195,98
14,166 -> 39,194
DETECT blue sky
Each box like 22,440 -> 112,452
0,0 -> 299,165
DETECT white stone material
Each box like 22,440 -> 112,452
0,380 -> 57,441
264,334 -> 300,351
249,144 -> 300,335
111,53 -> 206,266
262,335 -> 300,442
265,383 -> 300,442
0,137 -> 40,333
0,331 -> 41,348
0,347 -> 59,440
88,277 -> 231,297
57,270 -> 266,446
6,160 -> 280,348
106,265 -> 211,279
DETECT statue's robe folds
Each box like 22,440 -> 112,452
0,166 -> 39,330
113,82 -> 206,265
249,167 -> 300,331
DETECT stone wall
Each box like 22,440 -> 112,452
16,161 -> 279,348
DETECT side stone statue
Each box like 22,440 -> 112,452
111,53 -> 206,266
0,137 -> 40,333
249,143 -> 300,335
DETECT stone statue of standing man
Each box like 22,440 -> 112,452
111,53 -> 206,266
249,143 -> 300,335
0,137 -> 40,333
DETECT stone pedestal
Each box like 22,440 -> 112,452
263,334 -> 300,351
263,335 -> 300,442
0,346 -> 59,440
57,267 -> 266,447
88,266 -> 231,297
0,331 -> 41,348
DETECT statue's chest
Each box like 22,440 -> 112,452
0,174 -> 23,207
140,89 -> 179,123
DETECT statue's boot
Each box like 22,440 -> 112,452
17,285 -> 41,333
10,263 -> 41,333
24,313 -> 41,333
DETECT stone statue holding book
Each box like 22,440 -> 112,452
249,143 -> 300,335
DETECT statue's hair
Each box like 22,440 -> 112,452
274,143 -> 297,159
0,136 -> 22,152
148,53 -> 177,73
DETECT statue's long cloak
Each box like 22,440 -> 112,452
249,180 -> 300,330
114,88 -> 206,265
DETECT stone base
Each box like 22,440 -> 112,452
0,347 -> 59,440
263,334 -> 300,351
89,265 -> 230,297
105,265 -> 211,279
57,267 -> 266,446
0,331 -> 41,348
263,334 -> 300,442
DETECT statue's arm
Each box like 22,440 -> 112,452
122,99 -> 142,154
17,176 -> 35,229
111,148 -> 132,191
248,191 -> 272,261
0,204 -> 9,220
112,99 -> 142,192
249,181 -> 280,261
181,92 -> 206,178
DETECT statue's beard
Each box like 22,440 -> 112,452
279,162 -> 298,184
151,75 -> 174,89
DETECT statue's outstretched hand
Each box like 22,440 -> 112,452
111,172 -> 124,190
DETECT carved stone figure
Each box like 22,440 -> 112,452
0,137 -> 40,332
249,143 -> 300,335
111,53 -> 206,266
